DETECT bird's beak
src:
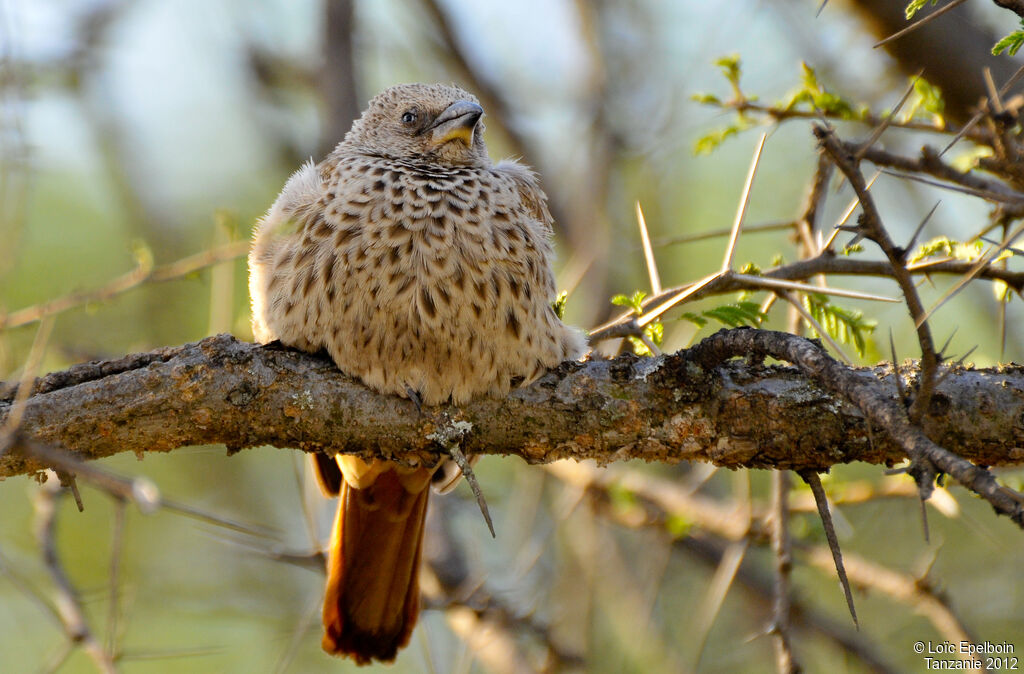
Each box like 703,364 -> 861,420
428,100 -> 483,147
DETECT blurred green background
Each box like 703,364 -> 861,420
2,1 -> 1023,672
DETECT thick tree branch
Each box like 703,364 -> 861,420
2,332 -> 1023,485
687,328 -> 1024,525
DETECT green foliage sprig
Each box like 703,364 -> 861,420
611,290 -> 768,356
552,290 -> 569,320
905,0 -> 1023,56
780,63 -> 866,120
907,236 -> 985,264
802,293 -> 877,357
904,0 -> 938,20
681,301 -> 766,329
692,56 -> 755,155
903,77 -> 945,126
611,290 -> 664,356
993,20 -> 1024,57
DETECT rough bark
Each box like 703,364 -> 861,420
2,331 -> 1023,481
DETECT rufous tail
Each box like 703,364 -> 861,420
321,467 -> 430,665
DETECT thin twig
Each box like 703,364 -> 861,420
855,73 -> 922,159
692,540 -> 749,670
816,126 -> 939,426
273,593 -> 322,674
636,272 -> 721,328
35,479 -> 117,673
18,438 -> 278,538
880,169 -> 1024,209
106,500 -> 126,657
821,171 -> 882,253
722,132 -> 768,273
904,201 -> 942,256
730,273 -> 900,303
0,546 -> 64,629
635,202 -> 662,295
0,316 -> 55,459
801,543 -> 982,666
939,109 -> 986,157
428,418 -> 495,537
653,221 -> 794,249
777,291 -> 853,365
769,471 -> 799,674
589,254 -> 1024,343
798,470 -> 858,629
446,440 -> 495,538
727,100 -> 971,139
0,240 -> 249,332
614,268 -> 899,344
873,0 -> 968,48
916,220 -> 1024,328
549,461 -> 904,672
797,153 -> 833,264
983,67 -> 1004,116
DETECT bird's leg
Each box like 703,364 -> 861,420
405,386 -> 423,415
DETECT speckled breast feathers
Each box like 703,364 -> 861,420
249,84 -> 585,407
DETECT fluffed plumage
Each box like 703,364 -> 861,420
249,83 -> 585,664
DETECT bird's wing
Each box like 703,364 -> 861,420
494,159 -> 554,234
249,160 -> 328,344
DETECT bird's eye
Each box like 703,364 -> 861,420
401,111 -> 418,125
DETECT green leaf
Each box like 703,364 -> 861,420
905,0 -> 937,19
695,124 -> 743,155
612,289 -> 664,356
994,279 -> 1012,303
900,77 -> 945,126
800,62 -> 820,92
626,317 -> 665,357
681,312 -> 709,328
666,514 -> 693,538
993,21 -> 1024,57
908,236 -> 984,264
777,62 -> 864,120
692,92 -> 722,105
802,293 -> 877,357
129,239 -> 155,270
608,483 -> 638,511
714,54 -> 743,87
701,301 -> 766,328
950,145 -> 993,172
611,290 -> 647,314
646,320 -> 664,346
914,78 -> 944,116
738,262 -> 762,275
552,290 -> 569,320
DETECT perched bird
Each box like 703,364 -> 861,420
248,83 -> 586,664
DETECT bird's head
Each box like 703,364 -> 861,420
343,83 -> 489,167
